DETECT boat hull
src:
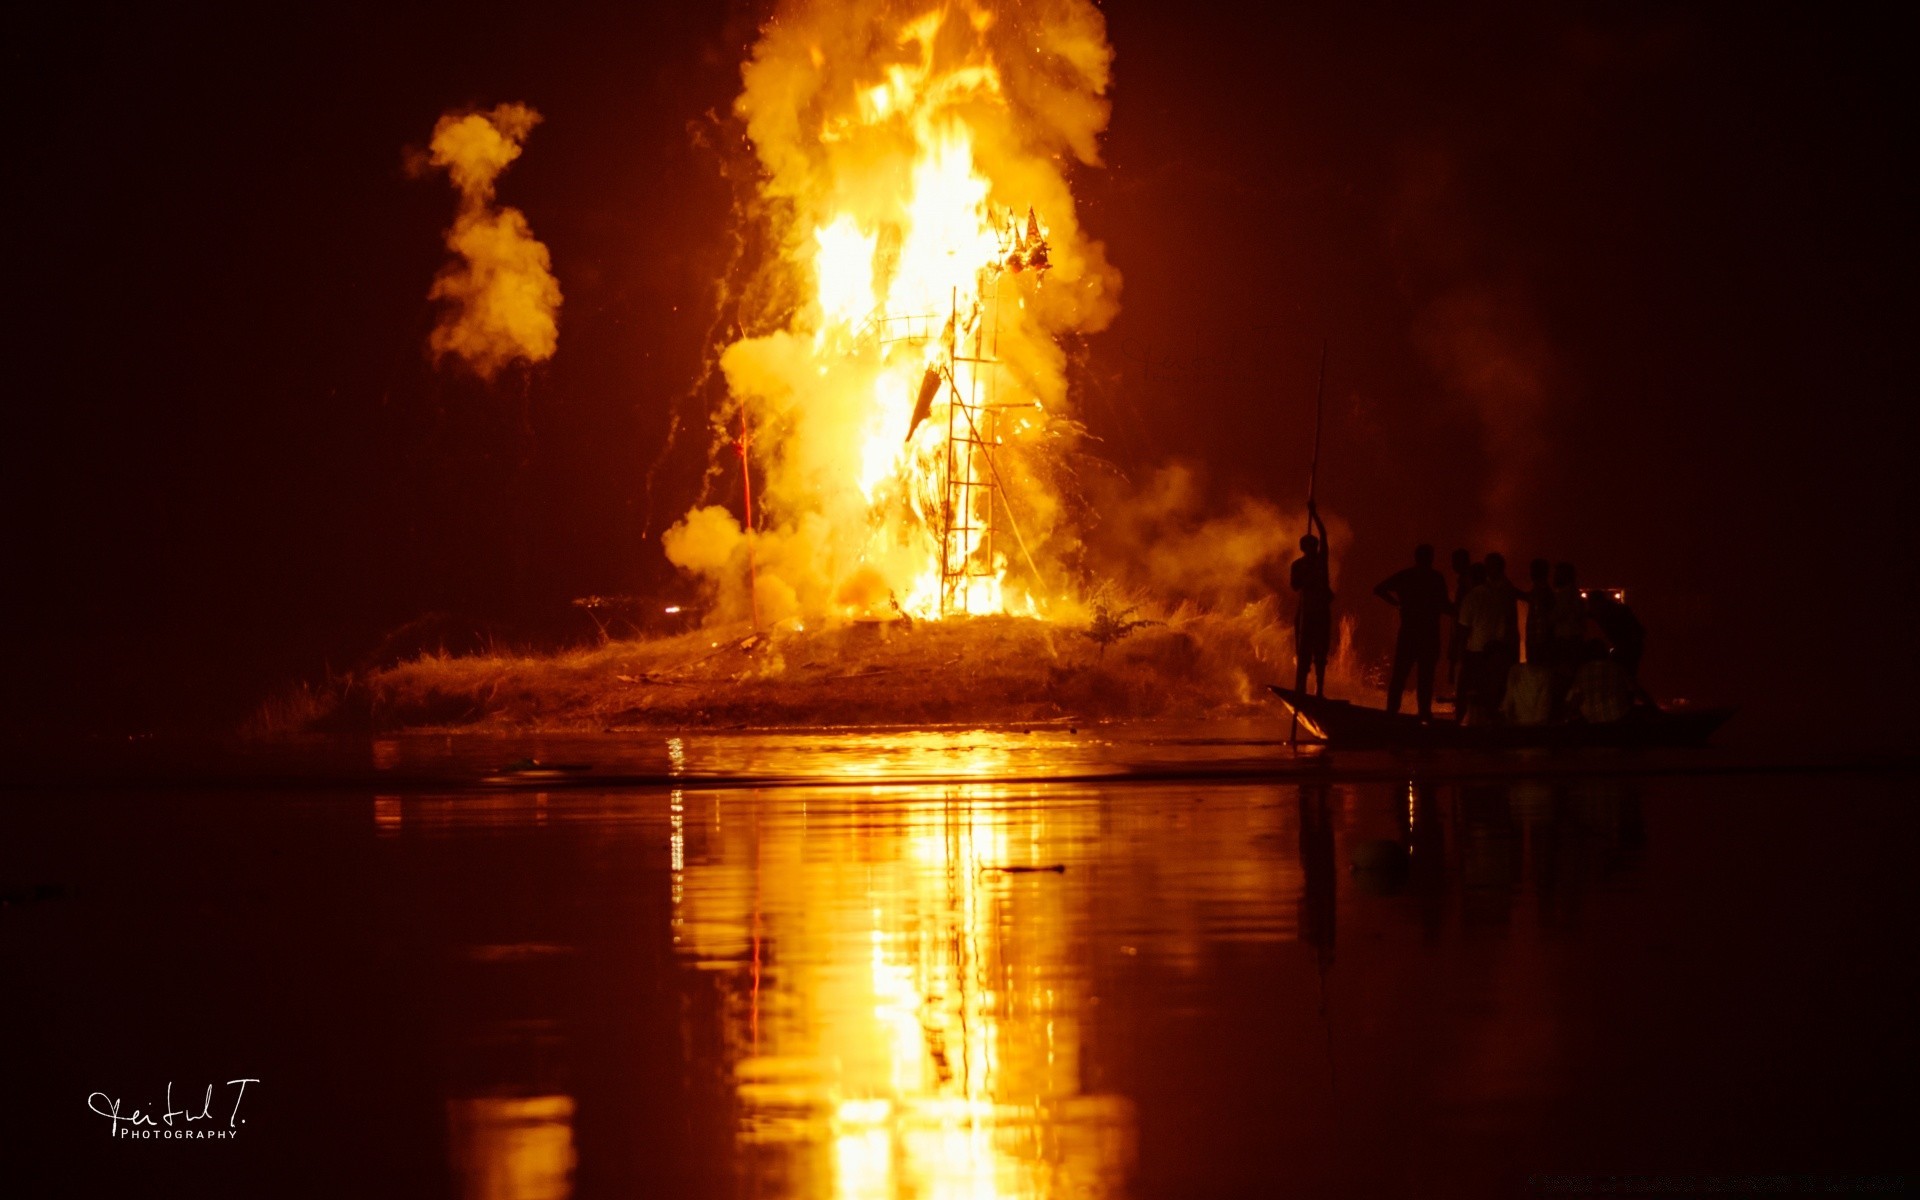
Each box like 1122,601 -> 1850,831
1268,686 -> 1734,751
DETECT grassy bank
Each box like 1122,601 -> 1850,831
261,600 -> 1371,734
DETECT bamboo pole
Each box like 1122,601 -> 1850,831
1292,339 -> 1329,744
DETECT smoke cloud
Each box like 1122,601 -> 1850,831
420,103 -> 562,380
1392,144 -> 1554,548
1416,282 -> 1551,549
1085,462 -> 1351,610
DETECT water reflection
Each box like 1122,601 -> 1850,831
440,957 -> 579,1199
18,736 -> 1917,1200
366,720 -> 1295,785
674,785 -> 1134,1198
447,1094 -> 577,1200
1298,782 -> 1337,973
364,771 -> 1654,1198
656,776 -> 1653,1197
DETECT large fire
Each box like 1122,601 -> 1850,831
665,0 -> 1120,623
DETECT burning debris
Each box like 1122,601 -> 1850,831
1001,205 -> 1051,273
417,102 -> 562,379
663,0 -> 1120,625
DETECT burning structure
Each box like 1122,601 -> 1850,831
664,0 -> 1121,624
263,0 -> 1370,738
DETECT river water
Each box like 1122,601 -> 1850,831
3,731 -> 1913,1197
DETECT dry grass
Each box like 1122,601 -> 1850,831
244,674 -> 358,738
264,598 -> 1378,734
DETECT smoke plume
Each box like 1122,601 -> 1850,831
1085,462 -> 1351,609
1415,282 -> 1551,549
420,103 -> 562,380
1392,144 -> 1554,548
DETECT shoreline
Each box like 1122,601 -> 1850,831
5,724 -> 1912,795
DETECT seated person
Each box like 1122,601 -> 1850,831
1500,662 -> 1554,726
1565,643 -> 1634,724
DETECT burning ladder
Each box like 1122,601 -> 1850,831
940,281 -> 1005,616
866,280 -> 1014,616
861,209 -> 1050,616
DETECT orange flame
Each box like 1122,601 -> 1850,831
664,0 -> 1120,624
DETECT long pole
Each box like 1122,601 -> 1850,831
1307,338 -> 1327,518
1292,340 -> 1328,746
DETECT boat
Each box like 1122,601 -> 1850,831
1268,686 -> 1734,751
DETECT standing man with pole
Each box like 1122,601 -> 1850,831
1292,503 -> 1334,696
1291,341 -> 1334,699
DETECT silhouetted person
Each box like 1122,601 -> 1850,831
1524,557 -> 1554,665
1548,562 -> 1587,706
1566,639 -> 1633,723
1446,548 -> 1476,697
1500,660 -> 1553,725
1291,501 -> 1333,695
1374,543 -> 1452,718
1456,552 -> 1519,723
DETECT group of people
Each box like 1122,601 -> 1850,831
1286,504 -> 1649,726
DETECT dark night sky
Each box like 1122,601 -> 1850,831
6,1 -> 1913,744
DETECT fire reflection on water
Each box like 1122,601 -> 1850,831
446,1094 -> 577,1200
383,768 -> 1645,1198
675,785 -> 1135,1198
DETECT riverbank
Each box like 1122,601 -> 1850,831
267,602 -> 1361,734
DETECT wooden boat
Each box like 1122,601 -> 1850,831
1268,686 -> 1734,751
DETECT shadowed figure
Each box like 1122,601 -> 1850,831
1445,548 -> 1478,698
1456,552 -> 1519,725
1547,562 -> 1588,712
1374,544 -> 1453,719
1524,557 -> 1554,666
1291,501 -> 1333,696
